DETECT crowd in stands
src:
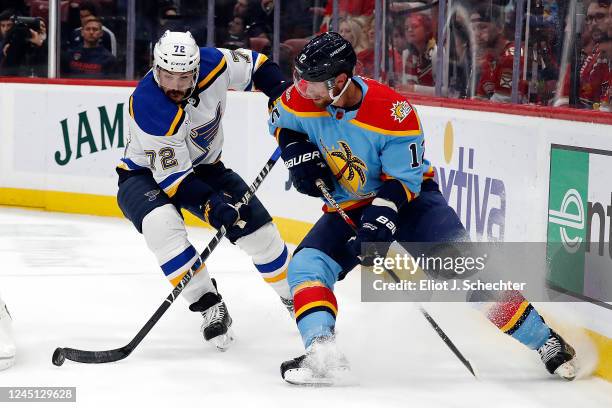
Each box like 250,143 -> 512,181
0,0 -> 609,111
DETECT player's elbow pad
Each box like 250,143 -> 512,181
252,60 -> 288,98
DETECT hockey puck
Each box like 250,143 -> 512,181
52,348 -> 65,366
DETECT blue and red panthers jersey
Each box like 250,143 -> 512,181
269,76 -> 434,211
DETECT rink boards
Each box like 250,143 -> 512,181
0,81 -> 611,381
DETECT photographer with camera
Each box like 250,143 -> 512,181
0,13 -> 47,77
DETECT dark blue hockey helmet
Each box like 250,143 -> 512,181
293,32 -> 357,100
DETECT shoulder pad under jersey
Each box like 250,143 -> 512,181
351,77 -> 422,137
129,71 -> 185,136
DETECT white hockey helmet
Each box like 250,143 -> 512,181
153,30 -> 200,97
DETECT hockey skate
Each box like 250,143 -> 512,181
280,296 -> 295,319
0,301 -> 16,370
281,336 -> 352,386
537,329 -> 576,380
189,279 -> 234,351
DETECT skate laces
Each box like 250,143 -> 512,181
538,335 -> 562,363
201,301 -> 227,328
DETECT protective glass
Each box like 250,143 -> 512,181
293,69 -> 332,99
157,68 -> 196,91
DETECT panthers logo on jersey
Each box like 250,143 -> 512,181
321,140 -> 372,198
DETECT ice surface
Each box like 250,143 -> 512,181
1,207 -> 611,408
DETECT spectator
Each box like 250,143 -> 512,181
0,9 -> 13,43
62,17 -> 117,79
318,0 -> 375,32
0,9 -> 13,65
339,16 -> 368,54
0,1 -> 25,16
221,15 -> 248,49
471,5 -> 525,102
555,0 -> 611,109
233,0 -> 251,19
0,16 -> 47,77
67,1 -> 117,56
401,12 -> 436,87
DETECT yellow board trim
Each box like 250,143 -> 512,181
197,57 -> 227,89
263,269 -> 287,283
166,106 -> 184,136
586,329 -> 612,381
295,300 -> 338,319
0,187 -> 313,246
348,119 -> 422,136
280,99 -> 331,118
500,301 -> 530,333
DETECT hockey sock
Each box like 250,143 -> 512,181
236,222 -> 291,299
293,281 -> 338,348
486,291 -> 551,350
142,204 -> 216,304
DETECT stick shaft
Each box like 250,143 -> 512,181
315,180 -> 476,377
60,147 -> 282,364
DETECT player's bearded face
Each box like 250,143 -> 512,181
293,70 -> 335,107
158,68 -> 195,102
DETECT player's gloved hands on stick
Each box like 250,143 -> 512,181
281,139 -> 335,198
348,200 -> 398,266
203,193 -> 250,230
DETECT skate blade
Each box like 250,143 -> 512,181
210,327 -> 235,352
0,356 -> 15,371
283,367 -> 355,387
554,359 -> 577,381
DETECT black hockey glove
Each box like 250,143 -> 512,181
202,193 -> 250,230
281,139 -> 335,198
348,202 -> 398,266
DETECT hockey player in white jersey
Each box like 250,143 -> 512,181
117,31 -> 292,351
0,295 -> 16,370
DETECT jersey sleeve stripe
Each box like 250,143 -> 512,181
119,158 -> 145,170
158,167 -> 193,197
348,119 -> 422,136
165,106 -> 185,136
197,57 -> 227,91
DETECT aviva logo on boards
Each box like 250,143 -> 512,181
547,144 -> 612,303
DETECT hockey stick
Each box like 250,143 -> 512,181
52,147 -> 283,366
315,180 -> 476,378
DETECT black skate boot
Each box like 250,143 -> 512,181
189,279 -> 234,351
280,336 -> 351,386
537,329 -> 576,380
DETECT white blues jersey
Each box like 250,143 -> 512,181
118,47 -> 268,197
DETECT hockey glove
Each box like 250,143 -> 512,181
281,139 -> 335,198
348,200 -> 398,266
202,193 -> 250,230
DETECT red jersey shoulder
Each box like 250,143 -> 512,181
355,78 -> 421,133
279,85 -> 327,113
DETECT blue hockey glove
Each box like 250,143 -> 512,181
281,139 -> 335,198
348,200 -> 398,265
202,193 -> 250,230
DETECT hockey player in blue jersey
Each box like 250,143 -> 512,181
269,32 -> 577,385
117,31 -> 293,351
